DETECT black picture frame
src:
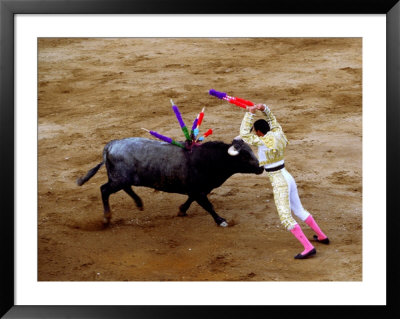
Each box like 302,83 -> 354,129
1,0 -> 399,318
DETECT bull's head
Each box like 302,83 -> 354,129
227,136 -> 264,175
227,136 -> 244,156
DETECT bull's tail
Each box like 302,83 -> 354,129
76,161 -> 104,186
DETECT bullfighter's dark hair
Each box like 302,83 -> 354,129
253,119 -> 270,135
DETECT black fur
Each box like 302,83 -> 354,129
77,137 -> 263,226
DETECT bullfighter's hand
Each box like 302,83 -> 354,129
255,104 -> 266,111
246,106 -> 257,114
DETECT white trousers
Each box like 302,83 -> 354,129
266,168 -> 310,230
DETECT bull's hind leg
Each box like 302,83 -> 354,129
195,194 -> 228,227
100,182 -> 123,225
123,186 -> 144,211
178,197 -> 194,217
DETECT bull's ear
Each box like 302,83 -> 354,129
232,137 -> 244,150
228,145 -> 239,156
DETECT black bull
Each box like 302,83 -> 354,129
77,137 -> 264,226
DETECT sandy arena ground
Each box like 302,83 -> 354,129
38,38 -> 362,281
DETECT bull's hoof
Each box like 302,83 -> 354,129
102,212 -> 111,225
177,211 -> 188,217
219,221 -> 228,227
136,200 -> 144,211
216,217 -> 228,227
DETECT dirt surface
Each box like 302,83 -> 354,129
38,38 -> 362,281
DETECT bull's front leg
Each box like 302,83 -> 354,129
195,194 -> 228,227
178,197 -> 194,217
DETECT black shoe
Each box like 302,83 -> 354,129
294,248 -> 316,259
313,235 -> 330,244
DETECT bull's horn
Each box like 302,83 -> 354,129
233,135 -> 242,140
228,145 -> 239,156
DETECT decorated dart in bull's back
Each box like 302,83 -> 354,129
170,99 -> 191,141
141,128 -> 185,148
143,99 -> 212,149
192,107 -> 205,138
195,128 -> 213,142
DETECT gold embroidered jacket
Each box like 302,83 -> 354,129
239,105 -> 288,167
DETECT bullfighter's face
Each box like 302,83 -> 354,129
255,129 -> 264,137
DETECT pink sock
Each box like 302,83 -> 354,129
290,224 -> 314,255
305,215 -> 327,240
